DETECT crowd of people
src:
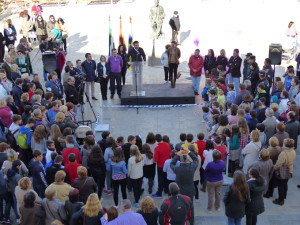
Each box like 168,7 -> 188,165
0,3 -> 299,225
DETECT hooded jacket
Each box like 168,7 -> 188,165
7,168 -> 21,193
19,125 -> 34,147
29,160 -> 48,190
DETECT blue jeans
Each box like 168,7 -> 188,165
43,66 -> 47,80
227,217 -> 242,225
191,76 -> 201,92
12,194 -> 19,220
0,193 -> 11,220
228,73 -> 240,96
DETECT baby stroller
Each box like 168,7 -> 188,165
74,125 -> 93,145
282,36 -> 298,63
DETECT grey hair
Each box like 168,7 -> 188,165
4,55 -> 10,60
33,108 -> 41,117
32,94 -> 41,102
5,95 -> 13,103
169,182 -> 180,196
66,61 -> 72,66
121,199 -> 132,209
266,108 -> 274,117
244,80 -> 251,88
67,76 -> 74,83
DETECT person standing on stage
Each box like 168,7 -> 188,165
82,53 -> 97,101
108,49 -> 123,99
188,49 -> 204,95
169,11 -> 180,44
118,44 -> 128,86
227,49 -> 242,96
128,41 -> 146,95
161,44 -> 171,84
97,56 -> 110,101
167,41 -> 181,88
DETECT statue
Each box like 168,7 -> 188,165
149,0 -> 165,39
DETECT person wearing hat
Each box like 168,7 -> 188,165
233,83 -> 250,105
169,11 -> 180,44
242,53 -> 252,81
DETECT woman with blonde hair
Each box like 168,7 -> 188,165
2,149 -> 28,176
42,186 -> 67,225
53,112 -> 65,132
137,196 -> 158,225
128,145 -> 144,208
15,177 -> 42,216
241,130 -> 261,174
50,22 -> 62,44
46,170 -> 73,204
71,193 -> 104,225
0,72 -> 12,94
96,55 -> 110,100
31,125 -> 47,155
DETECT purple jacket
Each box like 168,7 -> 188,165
108,55 -> 123,73
33,118 -> 45,130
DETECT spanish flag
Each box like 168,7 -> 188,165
119,16 -> 126,49
109,16 -> 115,57
128,17 -> 134,70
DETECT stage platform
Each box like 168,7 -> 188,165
121,83 -> 195,105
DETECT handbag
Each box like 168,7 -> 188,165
278,152 -> 291,179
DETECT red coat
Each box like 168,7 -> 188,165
65,162 -> 82,185
195,140 -> 206,163
62,147 -> 82,165
188,55 -> 204,77
57,51 -> 66,72
28,89 -> 34,101
154,142 -> 171,168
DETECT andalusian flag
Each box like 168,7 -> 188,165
119,16 -> 126,49
109,16 -> 115,57
128,17 -> 134,70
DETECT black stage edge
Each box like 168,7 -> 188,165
121,83 -> 195,105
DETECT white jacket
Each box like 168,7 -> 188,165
161,51 -> 168,67
128,156 -> 144,179
278,98 -> 289,115
0,84 -> 9,99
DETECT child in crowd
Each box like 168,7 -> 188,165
195,132 -> 206,185
257,98 -> 267,123
163,150 -> 177,196
212,101 -> 220,113
238,118 -> 249,150
272,77 -> 281,92
237,109 -> 246,119
226,84 -> 235,104
201,78 -> 212,104
189,144 -> 201,202
270,103 -> 280,119
214,136 -> 227,162
247,110 -> 258,132
202,106 -> 210,124
44,92 -> 54,109
210,79 -> 219,99
117,136 -> 125,147
9,114 -> 22,144
211,68 -> 218,80
217,88 -> 225,113
217,78 -> 226,94
208,115 -> 219,139
244,106 -> 251,122
256,123 -> 266,147
141,144 -> 155,194
228,125 -> 240,176
175,133 -> 186,151
209,89 -> 217,108
225,101 -> 232,115
272,81 -> 284,100
278,91 -> 289,115
22,105 -> 32,125
284,68 -> 295,91
254,83 -> 268,104
201,140 -> 215,192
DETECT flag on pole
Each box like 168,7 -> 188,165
109,16 -> 115,57
128,17 -> 134,71
119,16 -> 126,49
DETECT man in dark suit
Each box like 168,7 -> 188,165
64,76 -> 79,112
227,49 -> 242,96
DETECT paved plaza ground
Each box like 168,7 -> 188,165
2,0 -> 300,224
